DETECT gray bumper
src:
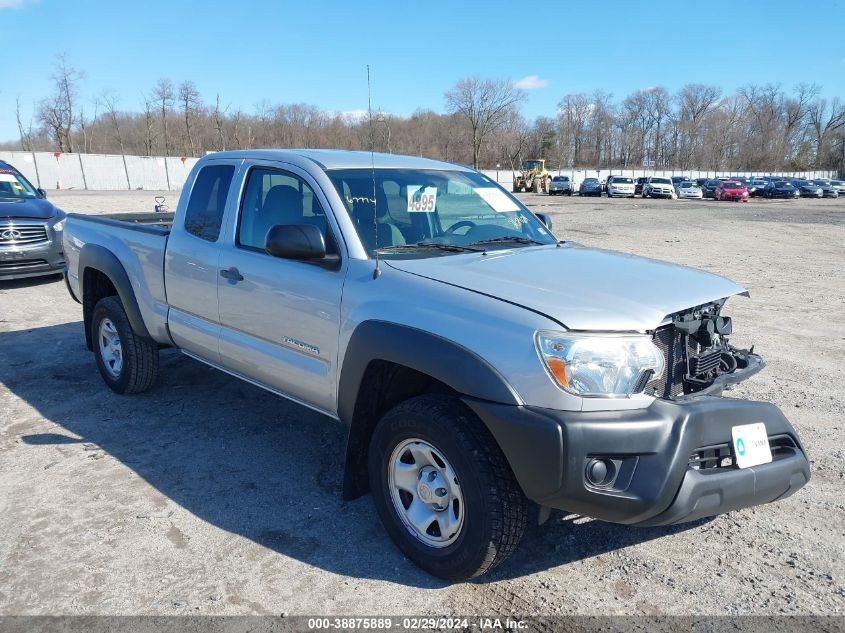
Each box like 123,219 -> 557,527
465,395 -> 810,526
0,237 -> 65,280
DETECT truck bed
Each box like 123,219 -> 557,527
64,211 -> 174,344
67,211 -> 174,234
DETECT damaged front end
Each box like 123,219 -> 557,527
645,300 -> 763,399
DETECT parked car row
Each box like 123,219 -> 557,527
544,173 -> 843,201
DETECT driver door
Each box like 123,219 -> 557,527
216,163 -> 346,415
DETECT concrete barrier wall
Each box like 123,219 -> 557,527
0,150 -> 837,191
0,150 -> 199,191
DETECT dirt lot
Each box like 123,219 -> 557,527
0,190 -> 843,616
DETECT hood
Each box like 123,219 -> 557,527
0,196 -> 59,220
386,244 -> 747,331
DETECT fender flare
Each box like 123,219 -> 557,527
79,244 -> 152,349
338,320 -> 521,499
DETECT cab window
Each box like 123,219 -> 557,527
238,168 -> 337,254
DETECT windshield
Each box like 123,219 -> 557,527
552,176 -> 568,181
651,178 -> 671,185
0,169 -> 38,199
679,182 -> 695,188
327,168 -> 556,258
583,178 -> 598,183
612,177 -> 633,184
523,161 -> 543,171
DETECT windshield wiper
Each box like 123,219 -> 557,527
375,241 -> 484,253
470,236 -> 545,247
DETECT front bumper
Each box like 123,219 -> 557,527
465,395 -> 810,526
0,237 -> 66,280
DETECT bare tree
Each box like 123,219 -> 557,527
445,77 -> 525,168
500,111 -> 531,171
101,92 -> 131,188
178,80 -> 202,156
807,97 -> 845,167
35,54 -> 84,152
152,79 -> 174,157
212,94 -> 228,151
15,96 -> 34,151
676,84 -> 721,168
141,94 -> 158,156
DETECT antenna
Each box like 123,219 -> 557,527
367,64 -> 381,280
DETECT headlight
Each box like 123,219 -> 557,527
535,331 -> 665,397
52,218 -> 66,232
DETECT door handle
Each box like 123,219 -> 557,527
220,267 -> 244,282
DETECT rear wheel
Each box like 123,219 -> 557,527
91,296 -> 159,394
368,394 -> 528,580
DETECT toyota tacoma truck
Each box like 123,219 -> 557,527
63,150 -> 810,580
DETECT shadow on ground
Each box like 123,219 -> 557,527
1,321 -> 702,587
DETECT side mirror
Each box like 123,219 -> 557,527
37,188 -> 47,199
265,224 -> 326,260
536,212 -> 552,230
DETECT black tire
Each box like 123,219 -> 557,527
368,394 -> 528,580
91,296 -> 159,394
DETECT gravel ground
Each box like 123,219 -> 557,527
0,190 -> 843,617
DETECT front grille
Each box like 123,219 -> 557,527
689,434 -> 798,470
0,258 -> 49,271
0,223 -> 49,246
646,325 -> 688,398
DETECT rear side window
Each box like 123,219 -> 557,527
184,164 -> 235,242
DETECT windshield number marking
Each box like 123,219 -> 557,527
407,186 -> 437,213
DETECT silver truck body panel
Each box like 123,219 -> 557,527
164,156 -> 243,361
386,244 -> 747,332
64,219 -> 172,344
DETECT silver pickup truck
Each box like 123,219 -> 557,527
63,150 -> 810,580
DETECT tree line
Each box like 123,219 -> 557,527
7,56 -> 845,174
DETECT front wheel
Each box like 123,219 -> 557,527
368,394 -> 528,580
91,296 -> 159,394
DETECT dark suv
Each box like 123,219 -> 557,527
0,161 -> 67,280
634,177 -> 648,196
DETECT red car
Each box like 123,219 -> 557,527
714,181 -> 749,202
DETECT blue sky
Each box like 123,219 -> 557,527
2,0 -> 844,142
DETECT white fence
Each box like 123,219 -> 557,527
0,150 -> 838,191
0,150 -> 200,191
482,167 -> 839,187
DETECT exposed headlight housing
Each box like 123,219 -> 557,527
535,331 -> 665,397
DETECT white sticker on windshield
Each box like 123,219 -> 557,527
0,174 -> 19,183
407,186 -> 437,213
474,187 -> 520,212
